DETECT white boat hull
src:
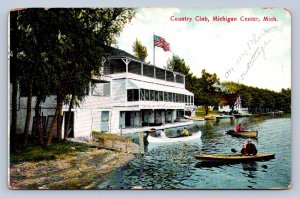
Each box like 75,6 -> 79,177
147,131 -> 202,143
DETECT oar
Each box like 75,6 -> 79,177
231,148 -> 238,153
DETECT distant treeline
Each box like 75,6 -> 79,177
167,55 -> 291,114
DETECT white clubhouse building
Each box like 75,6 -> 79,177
15,48 -> 195,138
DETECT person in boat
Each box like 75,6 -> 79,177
155,129 -> 161,137
241,139 -> 257,155
160,129 -> 167,139
235,124 -> 244,132
240,144 -> 247,155
182,127 -> 189,136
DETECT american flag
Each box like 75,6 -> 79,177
154,35 -> 171,52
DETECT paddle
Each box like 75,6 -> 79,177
231,148 -> 238,153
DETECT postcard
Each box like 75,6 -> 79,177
9,8 -> 291,190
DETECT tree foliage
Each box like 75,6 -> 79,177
166,55 -> 291,115
132,39 -> 148,61
167,55 -> 220,115
196,70 -> 220,114
10,8 -> 135,146
222,82 -> 291,113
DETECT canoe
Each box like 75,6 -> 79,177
147,131 -> 202,143
184,115 -> 205,121
194,153 -> 275,162
204,115 -> 215,120
227,130 -> 258,138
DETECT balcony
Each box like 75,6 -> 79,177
103,57 -> 185,85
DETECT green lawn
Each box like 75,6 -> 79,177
10,140 -> 89,164
194,106 -> 219,117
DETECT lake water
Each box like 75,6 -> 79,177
99,116 -> 291,189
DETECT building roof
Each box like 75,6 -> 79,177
127,79 -> 194,95
219,93 -> 239,105
104,46 -> 138,60
103,46 -> 185,77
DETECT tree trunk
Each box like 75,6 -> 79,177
57,102 -> 63,141
34,95 -> 44,145
24,80 -> 33,145
205,105 -> 209,115
47,95 -> 63,146
230,105 -> 235,115
64,94 -> 74,140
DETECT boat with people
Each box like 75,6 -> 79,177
226,130 -> 258,138
147,131 -> 202,143
194,153 -> 275,162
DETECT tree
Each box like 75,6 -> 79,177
11,9 -> 53,145
132,39 -> 148,61
10,8 -> 135,146
198,70 -> 221,115
167,54 -> 196,92
167,55 -> 190,75
167,55 -> 220,115
221,82 -> 241,114
45,8 -> 135,145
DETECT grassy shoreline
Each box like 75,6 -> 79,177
9,141 -> 135,189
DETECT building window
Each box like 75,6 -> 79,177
128,61 -> 142,75
145,89 -> 149,101
143,64 -> 155,78
155,67 -> 165,80
150,90 -> 155,101
167,93 -> 173,102
140,89 -> 145,101
166,71 -> 175,82
101,111 -> 109,122
109,59 -> 126,74
175,74 -> 184,84
164,92 -> 168,102
127,89 -> 139,101
155,91 -> 159,101
92,82 -> 110,96
176,94 -> 179,103
159,91 -> 163,101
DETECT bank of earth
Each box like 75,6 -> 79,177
9,134 -> 141,189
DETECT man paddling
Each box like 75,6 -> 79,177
235,124 -> 244,132
241,139 -> 257,155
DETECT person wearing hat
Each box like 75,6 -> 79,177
244,139 -> 257,155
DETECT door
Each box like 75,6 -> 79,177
64,111 -> 74,138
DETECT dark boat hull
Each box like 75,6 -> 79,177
194,153 -> 275,162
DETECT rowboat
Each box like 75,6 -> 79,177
194,153 -> 275,162
147,131 -> 202,143
226,130 -> 258,138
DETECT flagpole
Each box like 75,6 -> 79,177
153,32 -> 155,65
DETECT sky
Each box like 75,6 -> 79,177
116,8 -> 291,92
